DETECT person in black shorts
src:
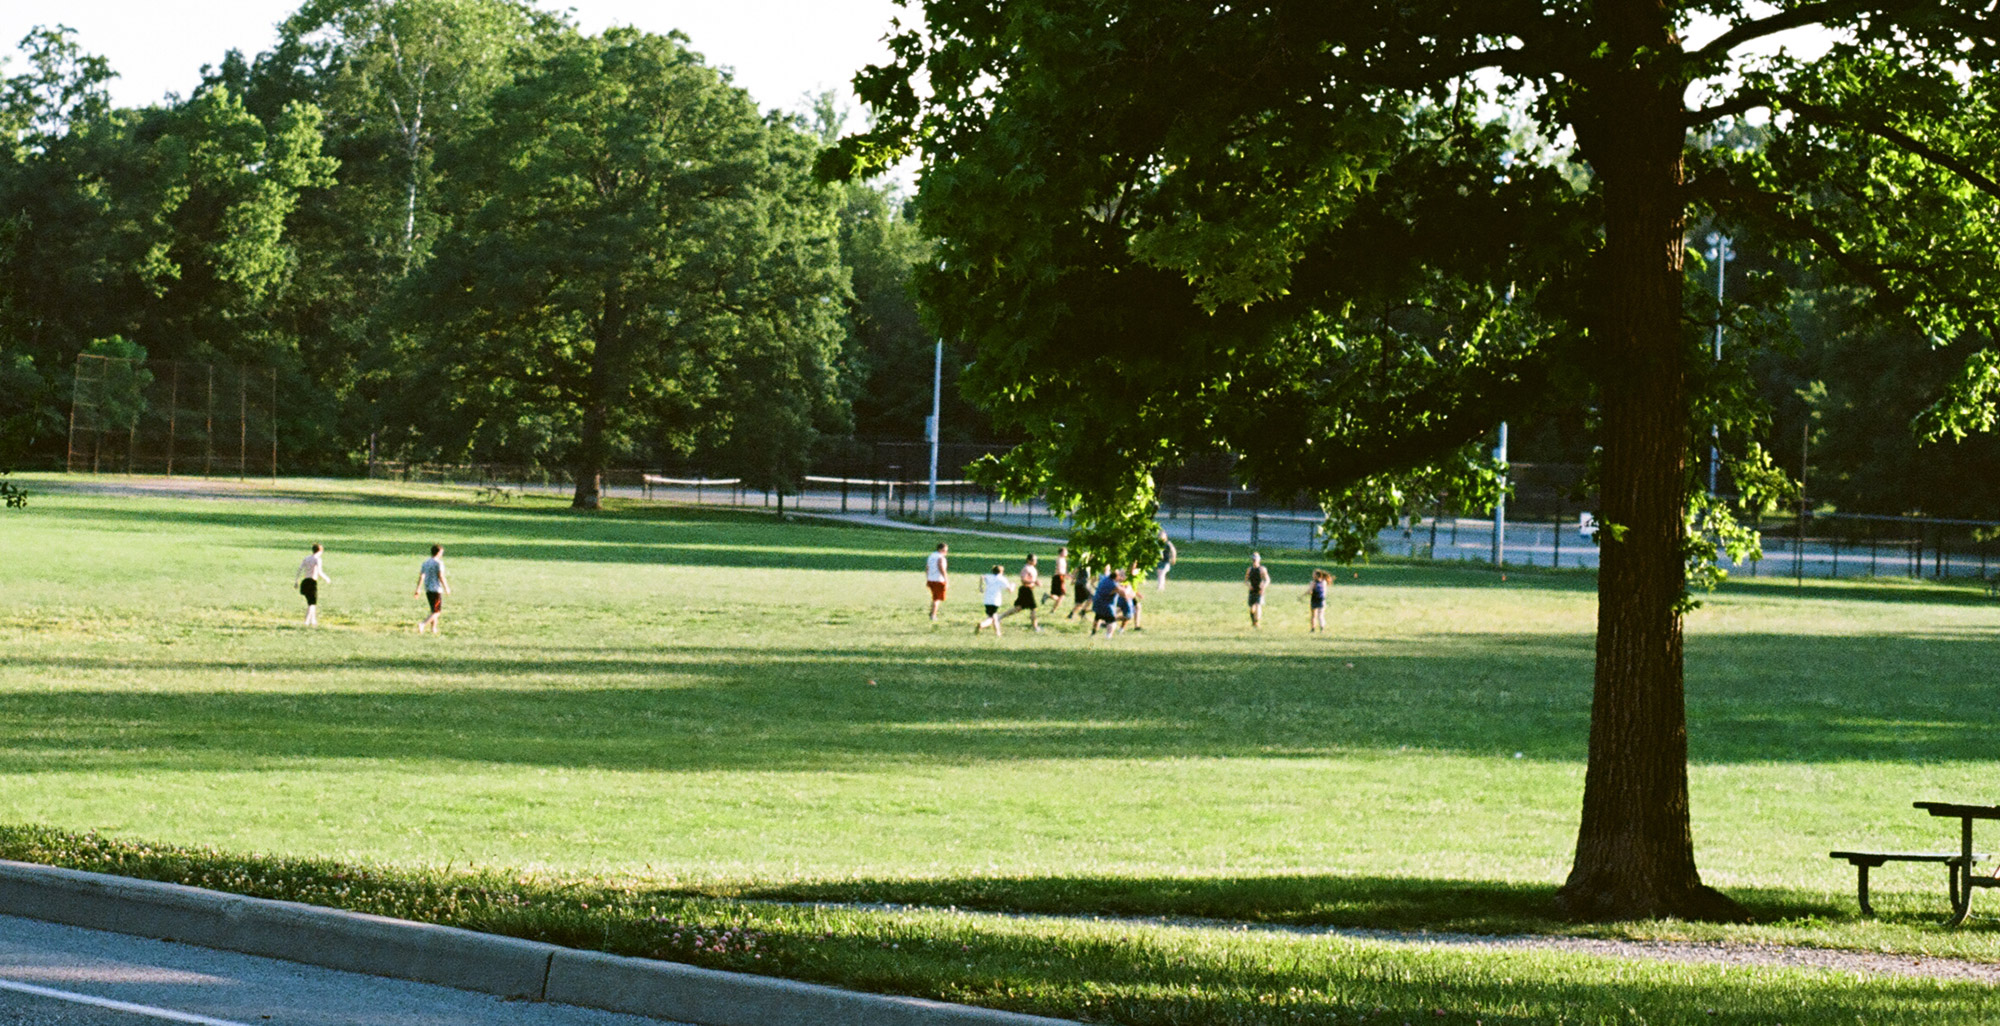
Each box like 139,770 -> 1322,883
1246,552 -> 1270,627
1045,547 -> 1072,616
1064,556 -> 1096,620
998,553 -> 1043,631
296,543 -> 330,627
415,544 -> 451,634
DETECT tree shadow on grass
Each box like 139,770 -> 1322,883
2,631 -> 1998,772
706,872 -> 1847,933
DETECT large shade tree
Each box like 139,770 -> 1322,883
829,0 -> 2000,919
399,28 -> 848,507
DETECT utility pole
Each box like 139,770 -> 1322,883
1492,421 -> 1509,567
927,339 -> 942,523
1705,231 -> 1734,497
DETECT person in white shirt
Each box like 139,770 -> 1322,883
973,564 -> 1011,636
415,544 -> 451,634
924,542 -> 950,622
296,543 -> 330,627
1045,546 -> 1072,616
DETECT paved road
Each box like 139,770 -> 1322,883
0,914 -> 687,1026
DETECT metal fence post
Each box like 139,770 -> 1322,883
1251,512 -> 1260,549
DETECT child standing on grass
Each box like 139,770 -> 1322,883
415,544 -> 451,634
975,564 -> 1011,635
296,543 -> 330,627
1307,568 -> 1331,633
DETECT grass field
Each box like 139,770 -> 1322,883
6,475 -> 2000,1023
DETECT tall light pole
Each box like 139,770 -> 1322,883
1705,231 -> 1734,497
927,339 -> 942,523
1492,421 -> 1508,567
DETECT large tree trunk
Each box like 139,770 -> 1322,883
571,399 -> 606,510
1553,0 -> 1744,923
571,298 -> 627,511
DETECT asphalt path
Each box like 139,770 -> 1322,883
0,914 -> 690,1026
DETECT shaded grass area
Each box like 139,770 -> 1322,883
8,825 -> 2000,1026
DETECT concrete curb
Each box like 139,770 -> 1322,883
0,860 -> 1074,1026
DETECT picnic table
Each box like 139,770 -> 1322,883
1830,801 -> 2000,925
1914,802 -> 2000,926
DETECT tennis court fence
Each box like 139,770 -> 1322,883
359,459 -> 2000,583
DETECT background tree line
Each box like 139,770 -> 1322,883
0,0 -> 975,507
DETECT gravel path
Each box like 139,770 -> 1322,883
1343,928 -> 2000,983
827,901 -> 2000,983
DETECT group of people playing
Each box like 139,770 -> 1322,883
292,543 -> 454,633
928,538 -> 1332,636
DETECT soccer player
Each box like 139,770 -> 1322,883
296,543 -> 330,627
974,564 -> 1011,635
999,553 -> 1043,631
415,544 -> 451,634
1045,546 -> 1072,616
925,542 -> 950,621
1246,552 -> 1270,628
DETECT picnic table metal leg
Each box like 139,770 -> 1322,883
1947,818 -> 1976,927
1857,863 -> 1875,917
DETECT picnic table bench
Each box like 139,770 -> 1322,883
1829,801 -> 2000,925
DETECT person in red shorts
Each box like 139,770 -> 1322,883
1045,546 -> 1072,617
415,544 -> 451,634
925,542 -> 950,621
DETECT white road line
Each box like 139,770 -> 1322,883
0,977 -> 259,1026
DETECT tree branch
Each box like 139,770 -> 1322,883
1685,88 -> 1770,127
1689,0 -> 1879,64
1784,99 -> 2000,203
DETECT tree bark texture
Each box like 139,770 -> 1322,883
1554,0 -> 1744,922
570,298 -> 628,511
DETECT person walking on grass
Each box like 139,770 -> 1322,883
1307,568 -> 1332,633
1045,547 -> 1072,616
974,563 -> 1011,635
1246,552 -> 1270,627
999,553 -> 1043,631
1155,530 -> 1177,590
296,543 -> 330,627
925,542 -> 950,622
415,544 -> 451,634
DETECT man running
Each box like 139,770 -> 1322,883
999,553 -> 1043,631
1155,530 -> 1177,590
925,542 -> 950,621
415,544 -> 451,634
296,543 -> 330,627
1045,547 -> 1072,616
1245,552 -> 1270,627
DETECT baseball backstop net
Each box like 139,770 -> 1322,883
67,354 -> 276,478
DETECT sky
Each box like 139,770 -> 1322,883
0,1 -> 909,119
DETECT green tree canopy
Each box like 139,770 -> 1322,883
396,27 -> 849,507
831,0 -> 2000,920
